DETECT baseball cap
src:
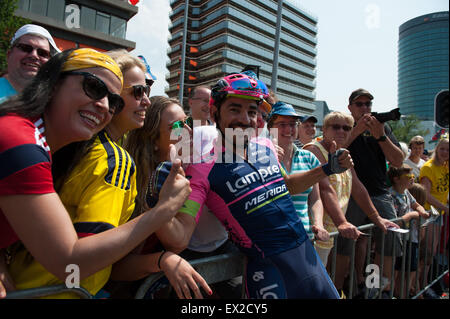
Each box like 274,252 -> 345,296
299,115 -> 318,123
267,101 -> 301,121
11,24 -> 61,55
349,88 -> 374,104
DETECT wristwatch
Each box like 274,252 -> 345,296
376,135 -> 387,142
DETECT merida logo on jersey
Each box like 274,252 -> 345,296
226,165 -> 280,193
245,184 -> 287,212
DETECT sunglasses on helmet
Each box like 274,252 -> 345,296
227,78 -> 269,96
63,71 -> 125,115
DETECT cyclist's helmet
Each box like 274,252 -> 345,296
210,73 -> 270,109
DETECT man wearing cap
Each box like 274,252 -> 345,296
296,114 -> 318,147
335,88 -> 404,298
0,24 -> 60,103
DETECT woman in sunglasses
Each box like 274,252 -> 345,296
304,112 -> 398,295
124,96 -> 191,229
266,102 -> 329,245
123,96 -> 215,299
0,49 -> 190,298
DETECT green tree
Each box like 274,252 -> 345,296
388,114 -> 430,143
0,0 -> 30,72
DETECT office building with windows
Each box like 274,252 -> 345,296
14,0 -> 138,51
398,11 -> 449,120
166,0 -> 318,113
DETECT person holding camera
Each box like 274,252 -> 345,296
336,89 -> 404,298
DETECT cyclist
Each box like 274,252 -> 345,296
155,73 -> 356,298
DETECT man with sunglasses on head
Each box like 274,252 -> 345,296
1,24 -> 60,103
336,88 -> 404,298
154,73 -> 358,299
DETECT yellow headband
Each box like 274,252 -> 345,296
61,48 -> 123,87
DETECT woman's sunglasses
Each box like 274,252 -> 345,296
172,117 -> 193,130
14,43 -> 51,59
123,84 -> 150,101
63,71 -> 125,115
171,118 -> 193,136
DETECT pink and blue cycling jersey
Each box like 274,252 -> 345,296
181,137 -> 308,258
179,134 -> 338,298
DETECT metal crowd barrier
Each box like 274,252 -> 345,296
135,251 -> 246,299
5,284 -> 93,299
4,213 -> 447,300
326,211 -> 448,299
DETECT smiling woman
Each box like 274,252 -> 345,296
7,49 -> 153,298
0,48 -> 191,298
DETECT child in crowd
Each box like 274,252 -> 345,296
388,165 -> 429,298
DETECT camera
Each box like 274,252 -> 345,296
371,108 -> 401,123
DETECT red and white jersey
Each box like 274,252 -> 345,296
0,114 -> 54,248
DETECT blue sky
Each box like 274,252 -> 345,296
127,0 -> 449,113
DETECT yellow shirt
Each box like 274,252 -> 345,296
8,131 -> 137,298
419,159 -> 449,212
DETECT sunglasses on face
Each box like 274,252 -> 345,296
352,101 -> 372,108
14,43 -> 51,59
63,71 -> 125,115
171,117 -> 193,131
123,84 -> 150,101
273,122 -> 299,129
401,173 -> 414,179
171,118 -> 193,137
329,124 -> 352,132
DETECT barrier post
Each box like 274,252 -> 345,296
364,227 -> 373,299
422,224 -> 430,289
330,236 -> 337,283
378,232 -> 385,299
348,239 -> 356,299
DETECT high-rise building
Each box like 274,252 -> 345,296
398,11 -> 449,120
14,0 -> 138,51
166,0 -> 318,114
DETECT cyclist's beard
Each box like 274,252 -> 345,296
214,111 -> 254,156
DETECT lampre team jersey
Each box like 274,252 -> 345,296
181,137 -> 308,258
0,114 -> 53,249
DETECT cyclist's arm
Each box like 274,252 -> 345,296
156,211 -> 197,253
